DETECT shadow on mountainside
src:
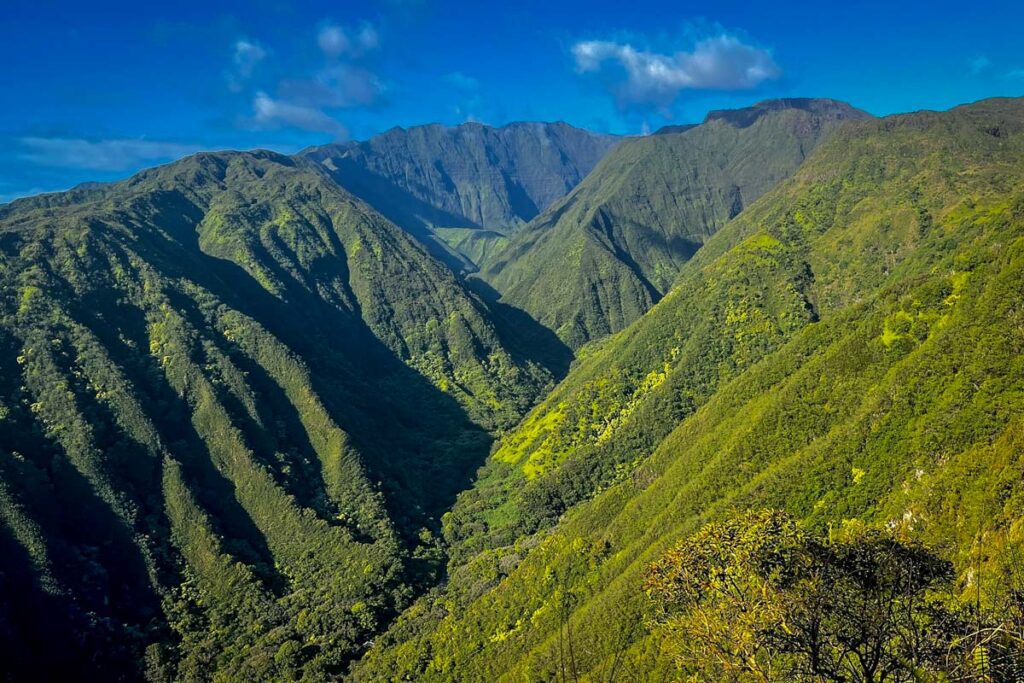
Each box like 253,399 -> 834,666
135,189 -> 494,541
467,277 -> 574,380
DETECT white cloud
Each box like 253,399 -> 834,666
1007,68 -> 1024,80
226,39 -> 267,91
279,64 -> 384,109
252,92 -> 348,137
234,40 -> 266,77
247,21 -> 382,134
227,22 -> 381,137
317,22 -> 379,58
318,25 -> 349,56
17,137 -> 201,170
970,55 -> 992,75
572,34 -> 781,107
356,25 -> 379,52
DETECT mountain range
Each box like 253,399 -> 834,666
301,121 -> 620,271
357,97 -> 1024,681
2,97 -> 1024,682
479,98 -> 870,348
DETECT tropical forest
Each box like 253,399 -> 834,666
2,2 -> 1024,681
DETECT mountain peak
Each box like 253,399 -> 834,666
703,97 -> 871,128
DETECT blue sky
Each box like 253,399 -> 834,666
2,0 -> 1023,202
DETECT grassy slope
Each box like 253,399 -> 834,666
431,227 -> 509,271
0,151 -> 554,681
353,98 -> 1024,681
481,99 -> 869,349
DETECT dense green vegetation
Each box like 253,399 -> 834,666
431,227 -> 509,271
353,97 -> 1024,681
646,510 -> 1024,682
302,121 -> 619,271
4,96 -> 1024,682
0,151 -> 556,681
481,98 -> 869,348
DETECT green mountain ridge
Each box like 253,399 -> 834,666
301,121 -> 621,270
4,96 -> 1024,683
353,97 -> 1024,681
0,150 -> 556,680
480,98 -> 871,349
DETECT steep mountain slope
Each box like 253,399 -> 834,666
0,151 -> 555,681
354,98 -> 1024,681
481,98 -> 870,348
431,227 -> 509,269
301,122 -> 620,269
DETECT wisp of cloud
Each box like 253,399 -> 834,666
573,34 -> 781,109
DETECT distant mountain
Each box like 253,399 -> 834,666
355,97 -> 1024,682
480,98 -> 871,348
301,121 -> 621,269
703,96 -> 863,126
0,150 -> 556,681
652,123 -> 698,135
